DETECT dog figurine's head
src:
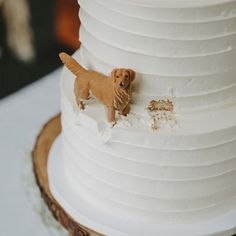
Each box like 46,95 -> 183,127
111,68 -> 136,90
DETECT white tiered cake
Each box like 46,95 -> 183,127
48,0 -> 236,235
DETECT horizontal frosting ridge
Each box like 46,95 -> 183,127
79,0 -> 236,40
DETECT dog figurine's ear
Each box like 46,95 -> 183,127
128,69 -> 136,82
111,68 -> 118,82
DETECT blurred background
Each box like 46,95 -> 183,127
0,0 -> 80,98
0,1 -> 81,235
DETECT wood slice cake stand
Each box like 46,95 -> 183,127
32,114 -> 103,236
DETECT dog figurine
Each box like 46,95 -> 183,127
59,52 -> 136,125
0,0 -> 35,62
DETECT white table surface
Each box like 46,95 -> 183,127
0,69 -> 69,236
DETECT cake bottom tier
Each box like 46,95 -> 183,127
48,135 -> 236,236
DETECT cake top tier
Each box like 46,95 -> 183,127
113,0 -> 234,8
78,0 -> 236,112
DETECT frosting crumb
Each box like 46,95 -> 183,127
147,99 -> 177,131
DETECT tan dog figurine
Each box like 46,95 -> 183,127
59,52 -> 136,125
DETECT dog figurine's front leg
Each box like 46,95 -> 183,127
120,104 -> 130,116
108,106 -> 116,126
79,100 -> 85,110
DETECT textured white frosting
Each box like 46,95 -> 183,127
49,0 -> 236,233
78,0 -> 236,112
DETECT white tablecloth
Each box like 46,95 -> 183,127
0,69 -> 68,236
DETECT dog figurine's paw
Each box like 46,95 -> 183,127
109,121 -> 117,128
79,101 -> 85,110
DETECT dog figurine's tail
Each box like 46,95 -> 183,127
59,52 -> 86,77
